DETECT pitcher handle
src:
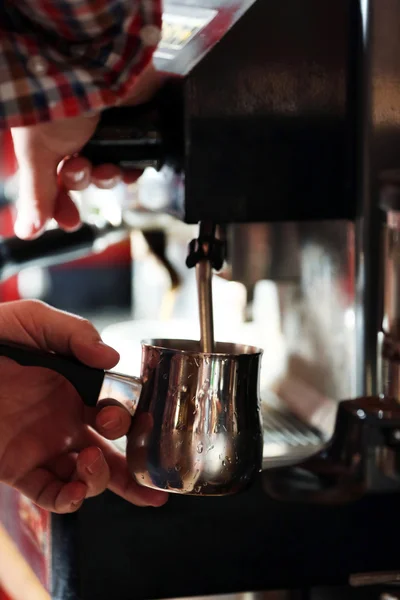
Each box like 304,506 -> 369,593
98,372 -> 143,416
0,341 -> 106,407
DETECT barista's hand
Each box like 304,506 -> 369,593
0,300 -> 168,513
11,63 -> 167,240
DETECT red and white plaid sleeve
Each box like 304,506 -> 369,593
0,0 -> 162,129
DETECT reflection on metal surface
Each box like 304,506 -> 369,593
98,372 -> 142,417
382,219 -> 400,338
379,175 -> 400,403
282,221 -> 356,403
229,221 -> 356,434
380,335 -> 400,404
261,193 -> 400,499
350,571 -> 400,587
127,339 -> 263,495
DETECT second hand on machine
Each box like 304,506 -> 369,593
186,222 -> 226,353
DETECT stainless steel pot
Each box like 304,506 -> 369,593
0,339 -> 263,496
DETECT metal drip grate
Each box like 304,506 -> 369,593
261,404 -> 325,469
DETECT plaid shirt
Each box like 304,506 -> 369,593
0,0 -> 162,129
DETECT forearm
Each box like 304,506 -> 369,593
0,0 -> 162,129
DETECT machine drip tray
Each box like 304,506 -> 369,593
261,404 -> 325,469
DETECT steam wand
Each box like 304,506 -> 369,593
196,257 -> 214,353
186,222 -> 226,353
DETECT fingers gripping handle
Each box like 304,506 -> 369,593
0,342 -> 105,407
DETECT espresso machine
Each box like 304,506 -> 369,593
3,0 -> 400,598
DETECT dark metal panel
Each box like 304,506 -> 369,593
183,0 -> 354,223
75,482 -> 399,600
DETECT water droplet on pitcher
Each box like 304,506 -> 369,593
226,456 -> 232,464
205,357 -> 210,365
206,445 -> 214,454
195,485 -> 202,493
180,385 -> 188,393
163,373 -> 168,380
197,442 -> 204,454
222,460 -> 226,468
175,464 -> 182,471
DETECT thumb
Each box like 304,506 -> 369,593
0,300 -> 119,370
11,127 -> 61,239
10,117 -> 96,239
